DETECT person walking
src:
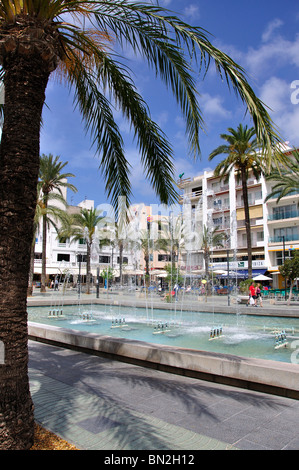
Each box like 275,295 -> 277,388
256,283 -> 263,307
247,282 -> 257,306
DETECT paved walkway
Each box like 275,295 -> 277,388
29,340 -> 299,451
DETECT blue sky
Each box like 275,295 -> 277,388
40,0 -> 299,209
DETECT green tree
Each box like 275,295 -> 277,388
100,266 -> 114,289
38,154 -> 77,292
209,124 -> 265,278
279,252 -> 299,305
0,1 -> 279,449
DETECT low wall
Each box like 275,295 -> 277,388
28,322 -> 299,399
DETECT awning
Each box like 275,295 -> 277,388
220,271 -> 247,279
236,269 -> 267,277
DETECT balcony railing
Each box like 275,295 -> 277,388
268,210 -> 299,221
267,189 -> 299,200
269,234 -> 299,243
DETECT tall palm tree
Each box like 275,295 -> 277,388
28,193 -> 68,296
0,1 -> 279,449
39,154 -> 77,291
59,208 -> 104,294
209,124 -> 265,278
159,215 -> 185,270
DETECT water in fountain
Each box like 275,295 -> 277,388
48,270 -> 69,319
28,302 -> 299,364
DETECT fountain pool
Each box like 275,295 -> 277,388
27,304 -> 299,365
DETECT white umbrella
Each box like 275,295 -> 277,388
123,269 -> 144,275
151,270 -> 167,275
252,274 -> 272,281
213,269 -> 227,275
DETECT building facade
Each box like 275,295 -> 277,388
178,150 -> 299,288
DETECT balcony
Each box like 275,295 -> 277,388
268,210 -> 299,221
236,179 -> 260,189
236,198 -> 263,208
267,189 -> 299,200
269,234 -> 299,243
179,189 -> 202,204
237,218 -> 263,228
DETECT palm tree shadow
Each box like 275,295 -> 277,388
28,340 -> 290,450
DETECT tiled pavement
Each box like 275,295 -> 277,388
29,340 -> 299,451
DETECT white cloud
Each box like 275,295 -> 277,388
200,93 -> 232,119
183,4 -> 200,20
244,35 -> 299,78
158,0 -> 173,6
260,77 -> 290,113
260,76 -> 299,145
262,19 -> 283,42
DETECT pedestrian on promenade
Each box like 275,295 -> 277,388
256,283 -> 263,307
247,282 -> 257,306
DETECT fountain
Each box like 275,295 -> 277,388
27,301 -> 299,365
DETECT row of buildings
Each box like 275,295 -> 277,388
33,146 -> 299,289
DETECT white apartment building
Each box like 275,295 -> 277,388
33,194 -> 172,286
178,149 -> 299,288
33,189 -> 137,286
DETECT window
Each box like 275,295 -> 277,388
99,255 -> 110,264
213,217 -> 222,227
57,253 -> 70,262
223,197 -> 230,208
276,251 -> 294,266
58,237 -> 69,244
158,254 -> 171,262
255,190 -> 262,200
274,227 -> 299,242
34,252 -> 42,260
257,231 -> 264,242
117,256 -> 128,264
212,181 -> 220,191
273,204 -> 297,219
78,238 -> 86,245
77,254 -> 87,262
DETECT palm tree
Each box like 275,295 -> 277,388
209,124 -> 265,279
0,1 -> 279,449
39,154 -> 77,292
59,208 -> 104,294
28,193 -> 68,296
265,148 -> 299,202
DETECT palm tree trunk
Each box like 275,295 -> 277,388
0,54 -> 49,449
27,242 -> 35,297
41,210 -> 47,292
241,169 -> 253,279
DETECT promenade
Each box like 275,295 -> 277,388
28,288 -> 299,451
